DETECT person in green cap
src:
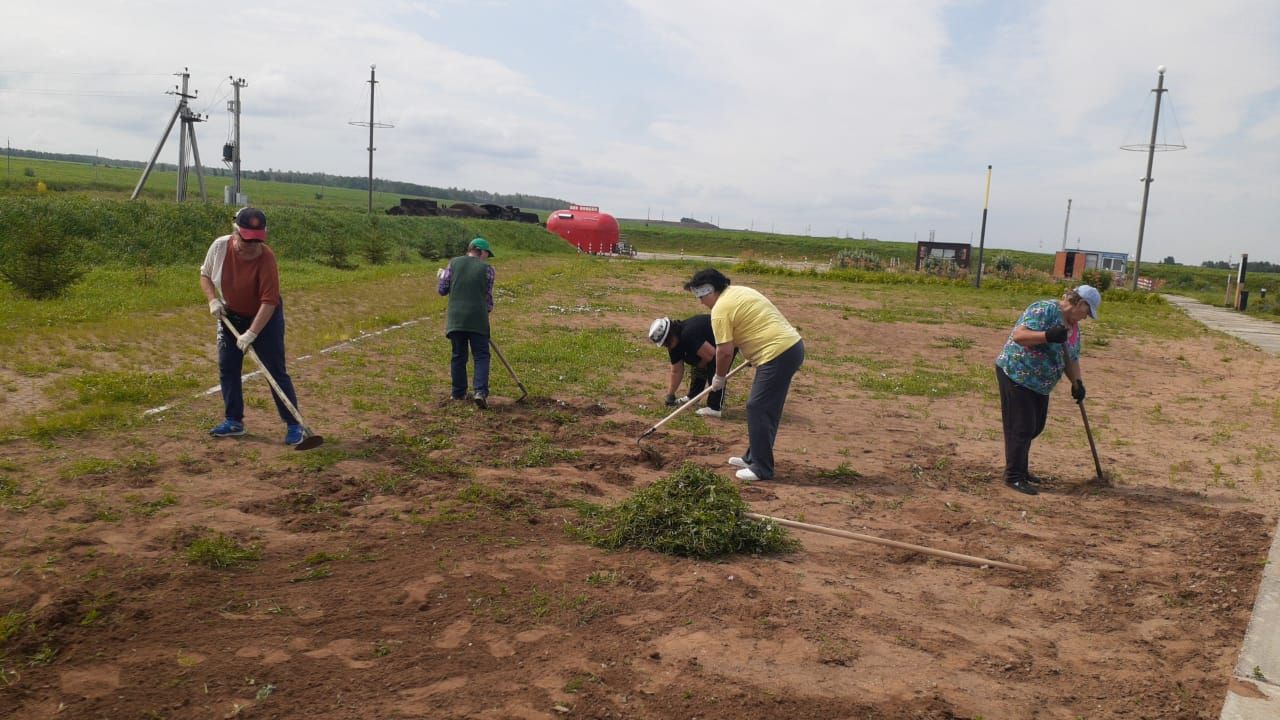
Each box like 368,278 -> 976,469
437,237 -> 496,408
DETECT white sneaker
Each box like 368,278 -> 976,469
695,407 -> 722,418
728,457 -> 749,469
735,468 -> 760,482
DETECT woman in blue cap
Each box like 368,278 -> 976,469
994,285 -> 1101,495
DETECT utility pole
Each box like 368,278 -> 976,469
348,65 -> 394,215
1123,66 -> 1184,290
974,165 -> 992,288
225,77 -> 246,205
1061,198 -> 1072,250
132,68 -> 207,202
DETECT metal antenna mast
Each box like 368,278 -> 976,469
1122,66 -> 1185,290
973,165 -> 992,288
224,77 -> 247,205
132,68 -> 208,202
348,65 -> 394,214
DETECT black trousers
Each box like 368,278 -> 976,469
996,365 -> 1049,483
687,365 -> 723,411
741,340 -> 805,480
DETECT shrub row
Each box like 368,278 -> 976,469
732,259 -> 1167,306
0,196 -> 571,268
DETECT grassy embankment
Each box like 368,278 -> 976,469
0,194 -> 578,439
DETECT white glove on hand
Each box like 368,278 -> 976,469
208,298 -> 225,319
236,329 -> 258,352
436,267 -> 447,280
676,396 -> 690,404
710,374 -> 726,392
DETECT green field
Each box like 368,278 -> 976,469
0,156 -> 422,211
4,155 -> 1279,317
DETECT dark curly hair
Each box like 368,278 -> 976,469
683,268 -> 730,293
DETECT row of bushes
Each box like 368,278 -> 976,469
733,259 -> 1167,308
0,197 -> 572,299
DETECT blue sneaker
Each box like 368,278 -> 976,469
210,419 -> 245,437
284,424 -> 305,446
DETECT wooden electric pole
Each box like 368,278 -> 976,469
348,65 -> 394,215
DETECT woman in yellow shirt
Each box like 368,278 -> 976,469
683,268 -> 804,482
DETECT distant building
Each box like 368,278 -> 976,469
1053,249 -> 1128,280
915,241 -> 971,270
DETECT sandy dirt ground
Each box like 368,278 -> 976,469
2,265 -> 1279,719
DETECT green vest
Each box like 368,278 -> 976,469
445,255 -> 491,335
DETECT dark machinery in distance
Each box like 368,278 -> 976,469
386,198 -> 540,223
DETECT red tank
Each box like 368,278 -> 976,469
546,204 -> 620,254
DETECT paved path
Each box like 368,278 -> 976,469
1164,296 -> 1280,717
1164,294 -> 1280,355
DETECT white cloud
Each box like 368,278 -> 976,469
1,0 -> 1277,263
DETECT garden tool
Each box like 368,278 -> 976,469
219,316 -> 324,451
637,361 -> 748,465
489,339 -> 528,402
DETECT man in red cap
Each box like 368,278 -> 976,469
199,207 -> 305,445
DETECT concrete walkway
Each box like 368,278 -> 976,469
1164,294 -> 1280,355
1162,295 -> 1280,717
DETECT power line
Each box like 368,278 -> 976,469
0,88 -> 156,98
0,70 -> 171,76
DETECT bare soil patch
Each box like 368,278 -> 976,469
2,269 -> 1278,719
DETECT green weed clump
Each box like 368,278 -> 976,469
568,463 -> 798,559
183,533 -> 262,569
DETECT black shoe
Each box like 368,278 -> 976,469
1026,474 -> 1043,485
473,394 -> 488,410
1004,478 -> 1039,496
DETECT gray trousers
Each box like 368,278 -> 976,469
742,340 -> 804,480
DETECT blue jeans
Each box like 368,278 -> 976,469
449,331 -> 491,398
218,302 -> 299,426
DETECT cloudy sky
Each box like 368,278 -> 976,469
3,1 -> 1278,264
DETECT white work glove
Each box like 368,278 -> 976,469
236,329 -> 258,352
208,298 -> 225,319
676,395 -> 690,404
436,267 -> 446,280
710,374 -> 726,392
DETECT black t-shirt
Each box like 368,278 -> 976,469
668,314 -> 715,367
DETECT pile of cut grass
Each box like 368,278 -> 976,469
569,463 -> 798,559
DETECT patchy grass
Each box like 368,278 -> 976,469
817,463 -> 862,482
514,435 -> 583,468
183,533 -> 262,569
858,363 -> 989,397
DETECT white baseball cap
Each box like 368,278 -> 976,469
1076,285 -> 1101,319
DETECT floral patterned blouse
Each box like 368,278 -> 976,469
995,300 -> 1080,396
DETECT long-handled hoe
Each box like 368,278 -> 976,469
1076,397 -> 1109,485
489,338 -> 528,403
219,316 -> 324,451
637,362 -> 748,465
745,512 -> 1030,572
1061,345 -> 1108,485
